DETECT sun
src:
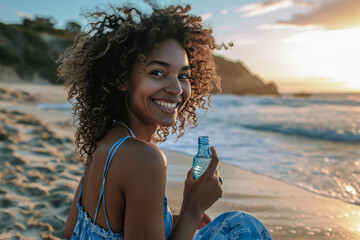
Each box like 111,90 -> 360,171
284,28 -> 360,91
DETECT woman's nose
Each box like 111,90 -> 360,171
165,75 -> 183,95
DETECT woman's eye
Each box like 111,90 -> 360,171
150,70 -> 165,77
178,74 -> 190,81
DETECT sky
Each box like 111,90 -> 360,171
1,0 -> 360,93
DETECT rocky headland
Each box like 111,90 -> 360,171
214,56 -> 279,96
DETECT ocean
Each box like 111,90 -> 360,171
159,93 -> 360,206
38,93 -> 360,205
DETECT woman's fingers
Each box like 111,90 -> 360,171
214,169 -> 219,178
202,146 -> 219,177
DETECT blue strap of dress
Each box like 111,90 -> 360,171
78,171 -> 85,202
115,121 -> 135,137
93,135 -> 131,231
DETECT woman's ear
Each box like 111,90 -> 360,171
118,79 -> 128,91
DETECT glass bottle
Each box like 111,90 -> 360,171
193,136 -> 211,179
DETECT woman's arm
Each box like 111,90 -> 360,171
121,141 -> 168,240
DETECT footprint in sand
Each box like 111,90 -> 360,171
39,214 -> 66,238
23,186 -> 49,198
48,192 -> 73,208
0,197 -> 13,208
50,184 -> 76,194
8,155 -> 26,166
0,188 -> 6,194
1,171 -> 18,183
16,116 -> 41,125
0,211 -> 15,229
0,146 -> 13,154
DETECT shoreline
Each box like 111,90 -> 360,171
1,82 -> 360,239
163,149 -> 360,208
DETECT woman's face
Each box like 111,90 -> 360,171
124,38 -> 191,128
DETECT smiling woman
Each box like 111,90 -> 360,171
57,2 -> 272,240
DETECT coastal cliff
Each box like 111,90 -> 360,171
214,55 -> 279,96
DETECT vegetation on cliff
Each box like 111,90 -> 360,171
0,17 -> 80,84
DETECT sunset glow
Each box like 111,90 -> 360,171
283,28 -> 360,91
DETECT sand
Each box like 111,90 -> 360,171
0,82 -> 360,240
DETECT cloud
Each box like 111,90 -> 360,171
274,0 -> 360,30
221,9 -> 228,15
201,13 -> 212,20
235,0 -> 313,18
16,10 -> 34,20
258,23 -> 320,31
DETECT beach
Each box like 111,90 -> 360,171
1,82 -> 360,239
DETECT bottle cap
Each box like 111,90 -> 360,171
198,136 -> 209,144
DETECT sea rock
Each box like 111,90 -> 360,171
293,92 -> 312,98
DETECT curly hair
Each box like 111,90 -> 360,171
57,2 -> 232,163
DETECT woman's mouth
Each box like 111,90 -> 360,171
152,99 -> 180,114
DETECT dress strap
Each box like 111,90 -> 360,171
93,136 -> 131,231
77,170 -> 85,203
115,121 -> 135,137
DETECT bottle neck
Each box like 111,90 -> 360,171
198,142 -> 210,157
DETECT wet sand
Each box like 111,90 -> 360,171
0,82 -> 359,239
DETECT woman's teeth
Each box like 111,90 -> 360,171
153,100 -> 177,109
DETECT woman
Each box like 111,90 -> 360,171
59,3 -> 273,240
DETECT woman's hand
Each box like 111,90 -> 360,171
181,146 -> 223,217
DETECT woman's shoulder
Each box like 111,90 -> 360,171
113,137 -> 167,173
112,138 -> 167,191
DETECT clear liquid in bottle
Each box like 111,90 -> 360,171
193,136 -> 211,179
